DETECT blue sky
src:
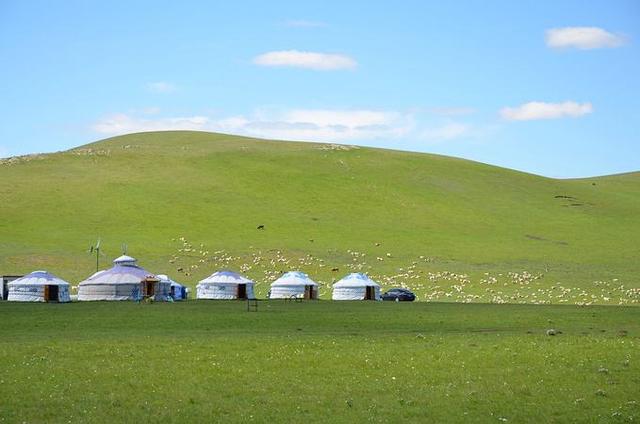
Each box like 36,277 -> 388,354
0,1 -> 638,177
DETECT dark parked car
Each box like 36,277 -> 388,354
382,288 -> 416,302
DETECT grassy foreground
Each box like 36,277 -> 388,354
0,301 -> 638,423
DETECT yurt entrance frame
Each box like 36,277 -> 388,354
365,286 -> 375,300
44,285 -> 59,302
142,277 -> 159,298
304,285 -> 316,300
237,284 -> 247,299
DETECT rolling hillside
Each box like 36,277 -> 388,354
1,131 -> 638,303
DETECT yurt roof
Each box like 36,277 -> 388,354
8,270 -> 70,287
272,271 -> 318,286
113,255 -> 137,266
80,264 -> 156,286
199,270 -> 254,285
333,273 -> 380,288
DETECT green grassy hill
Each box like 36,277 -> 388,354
1,131 -> 638,304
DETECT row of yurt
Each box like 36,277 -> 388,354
194,271 -> 380,301
3,259 -> 380,302
193,270 -> 319,300
4,255 -> 187,302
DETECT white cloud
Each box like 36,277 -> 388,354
146,81 -> 177,93
0,146 -> 9,158
92,109 -> 413,142
243,109 -> 412,141
545,27 -> 625,49
285,20 -> 326,28
253,50 -> 357,70
92,113 -> 210,134
500,101 -> 593,121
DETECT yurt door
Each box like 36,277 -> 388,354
143,280 -> 155,297
45,285 -> 58,302
305,285 -> 313,300
365,286 -> 374,300
237,284 -> 247,299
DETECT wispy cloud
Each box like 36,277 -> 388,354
248,109 -> 413,141
253,50 -> 357,71
500,101 -> 593,121
0,145 -> 10,158
92,114 -> 209,134
92,108 -> 412,142
91,105 -> 495,145
146,81 -> 177,93
545,27 -> 625,49
284,20 -> 327,28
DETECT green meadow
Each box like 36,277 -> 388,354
0,131 -> 638,304
0,301 -> 638,423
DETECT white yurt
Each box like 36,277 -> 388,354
78,255 -> 170,301
7,271 -> 71,302
269,271 -> 318,300
197,270 -> 255,300
332,273 -> 381,301
157,274 -> 188,301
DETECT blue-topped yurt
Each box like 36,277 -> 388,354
78,255 -> 170,301
269,271 -> 318,300
196,270 -> 255,300
7,271 -> 71,302
332,273 -> 381,301
157,274 -> 187,301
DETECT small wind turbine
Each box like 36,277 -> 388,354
88,238 -> 104,272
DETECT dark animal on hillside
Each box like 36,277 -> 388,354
331,267 -> 339,272
257,225 -> 265,230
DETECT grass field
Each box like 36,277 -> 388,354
0,131 -> 638,305
0,301 -> 638,423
